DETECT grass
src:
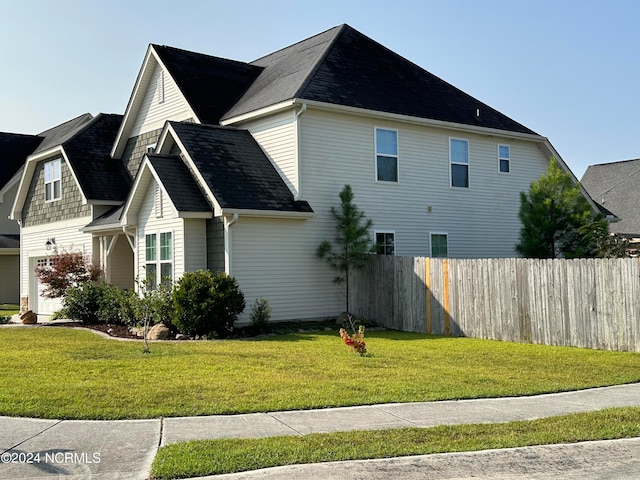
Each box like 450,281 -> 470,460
0,304 -> 19,320
1,327 -> 640,419
151,407 -> 640,478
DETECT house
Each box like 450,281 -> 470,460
12,24 -> 596,321
581,158 -> 640,253
0,132 -> 44,304
11,113 -> 128,314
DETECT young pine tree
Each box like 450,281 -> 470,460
317,184 -> 373,314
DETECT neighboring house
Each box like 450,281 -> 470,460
581,158 -> 640,252
11,113 -> 128,315
0,133 -> 44,304
12,24 -> 596,321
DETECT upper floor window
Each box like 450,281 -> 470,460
44,159 -> 61,202
450,138 -> 469,188
375,231 -> 395,255
498,144 -> 510,173
375,128 -> 398,182
430,233 -> 448,258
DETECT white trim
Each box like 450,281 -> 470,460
449,137 -> 470,189
373,230 -> 396,255
498,143 -> 511,174
44,158 -> 62,202
220,208 -> 314,219
374,127 -> 399,183
429,232 -> 449,258
220,99 -> 296,126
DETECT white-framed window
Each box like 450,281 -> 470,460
498,144 -> 510,173
450,138 -> 469,188
430,232 -> 448,258
44,159 -> 62,202
375,128 -> 398,182
145,231 -> 173,288
375,231 -> 395,255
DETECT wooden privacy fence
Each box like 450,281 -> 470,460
350,256 -> 640,352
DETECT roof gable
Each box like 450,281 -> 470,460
153,45 -> 262,126
224,24 -> 536,135
168,122 -> 312,214
581,159 -> 640,236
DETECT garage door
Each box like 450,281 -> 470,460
34,258 -> 63,315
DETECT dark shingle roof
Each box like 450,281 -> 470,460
35,113 -> 93,154
147,154 -> 211,212
169,122 -> 312,213
0,133 -> 42,188
84,204 -> 124,229
62,114 -> 131,202
153,45 -> 263,125
223,24 -> 536,135
581,159 -> 640,236
0,234 -> 19,249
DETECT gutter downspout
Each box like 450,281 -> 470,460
294,102 -> 307,200
224,213 -> 238,275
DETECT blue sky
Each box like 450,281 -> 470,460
0,0 -> 637,178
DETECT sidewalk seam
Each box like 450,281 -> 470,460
266,413 -> 305,436
1,419 -> 63,454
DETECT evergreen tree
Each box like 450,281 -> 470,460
317,185 -> 373,314
516,158 -> 606,258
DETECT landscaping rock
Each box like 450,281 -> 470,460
20,310 -> 37,325
175,334 -> 190,341
336,312 -> 353,325
146,323 -> 170,340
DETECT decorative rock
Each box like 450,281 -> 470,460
20,310 -> 37,325
175,333 -> 190,341
146,323 -> 171,340
336,312 -> 353,325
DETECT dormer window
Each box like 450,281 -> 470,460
44,159 -> 61,202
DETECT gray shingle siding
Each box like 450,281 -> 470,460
22,158 -> 91,227
121,128 -> 163,178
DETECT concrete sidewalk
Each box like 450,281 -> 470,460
1,383 -> 639,479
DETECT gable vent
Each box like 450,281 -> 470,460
157,70 -> 165,104
155,183 -> 163,218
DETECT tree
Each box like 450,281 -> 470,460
34,249 -> 103,298
317,184 -> 373,314
516,158 -> 608,258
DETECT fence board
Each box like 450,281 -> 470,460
351,256 -> 640,352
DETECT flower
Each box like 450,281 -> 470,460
339,325 -> 367,356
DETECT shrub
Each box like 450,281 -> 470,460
60,282 -> 140,325
172,270 -> 245,337
132,282 -> 175,328
34,249 -> 102,299
60,282 -> 103,324
250,297 -> 271,331
0,315 -> 10,325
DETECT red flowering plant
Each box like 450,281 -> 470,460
339,315 -> 367,356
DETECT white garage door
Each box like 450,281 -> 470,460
34,258 -> 63,316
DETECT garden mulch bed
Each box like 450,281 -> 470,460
49,319 -> 340,340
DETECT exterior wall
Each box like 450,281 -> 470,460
243,111 -> 298,197
130,63 -> 193,137
0,254 -> 19,304
184,218 -> 207,272
0,181 -> 20,235
20,216 -> 94,314
230,216 -> 340,323
206,216 -> 225,273
22,157 -> 91,227
229,108 -> 550,322
121,128 -> 163,179
107,234 -> 134,290
299,109 -> 548,259
135,178 -> 184,285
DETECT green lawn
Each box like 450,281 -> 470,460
1,327 -> 640,419
151,407 -> 640,479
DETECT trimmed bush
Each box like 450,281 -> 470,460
61,282 -> 138,325
172,271 -> 245,337
250,297 -> 271,331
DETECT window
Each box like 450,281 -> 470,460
44,159 -> 61,201
450,138 -> 469,188
145,231 -> 173,288
430,233 -> 448,258
375,128 -> 398,182
375,232 -> 395,255
498,144 -> 510,173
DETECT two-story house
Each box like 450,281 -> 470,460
12,24 -> 595,321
